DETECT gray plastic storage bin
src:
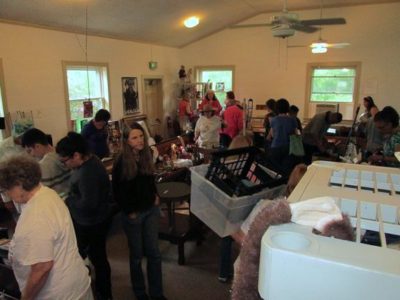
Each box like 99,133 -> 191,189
190,164 -> 285,237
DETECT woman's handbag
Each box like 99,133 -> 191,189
289,134 -> 305,157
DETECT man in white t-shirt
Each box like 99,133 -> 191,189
0,156 -> 92,300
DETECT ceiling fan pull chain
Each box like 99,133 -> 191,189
85,5 -> 91,101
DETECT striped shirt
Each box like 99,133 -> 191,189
40,152 -> 71,200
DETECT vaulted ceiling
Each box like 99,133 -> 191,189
0,0 -> 398,48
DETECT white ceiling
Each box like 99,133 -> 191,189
0,0 -> 398,48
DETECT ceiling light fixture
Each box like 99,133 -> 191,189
311,0 -> 327,54
184,16 -> 199,28
311,42 -> 328,54
311,45 -> 328,54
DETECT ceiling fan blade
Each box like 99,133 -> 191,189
287,45 -> 307,48
327,42 -> 350,48
230,23 -> 273,29
290,23 -> 319,33
301,18 -> 346,26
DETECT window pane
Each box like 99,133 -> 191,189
70,98 -> 103,120
200,70 -> 233,104
311,77 -> 354,93
67,69 -> 102,100
201,71 -> 233,90
314,68 -> 355,77
310,67 -> 355,103
0,85 -> 4,116
0,85 -> 4,140
65,64 -> 109,132
311,93 -> 353,102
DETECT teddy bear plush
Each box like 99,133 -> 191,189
231,198 -> 353,300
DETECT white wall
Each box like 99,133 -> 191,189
180,2 -> 400,120
0,23 -> 180,142
1,2 -> 399,143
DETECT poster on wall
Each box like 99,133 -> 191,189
122,77 -> 139,115
215,82 -> 225,92
83,100 -> 93,118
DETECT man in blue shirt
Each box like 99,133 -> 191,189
81,109 -> 111,159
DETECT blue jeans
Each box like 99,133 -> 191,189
121,206 -> 163,298
219,236 -> 234,278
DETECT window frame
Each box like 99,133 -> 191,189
304,62 -> 361,120
194,65 -> 235,101
0,59 -> 10,139
62,61 -> 111,131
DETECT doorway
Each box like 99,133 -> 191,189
143,77 -> 163,139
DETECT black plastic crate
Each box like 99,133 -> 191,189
205,146 -> 285,196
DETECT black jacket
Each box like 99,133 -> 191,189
112,156 -> 157,214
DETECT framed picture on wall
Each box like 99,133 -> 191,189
122,77 -> 139,115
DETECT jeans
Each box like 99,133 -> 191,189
303,143 -> 319,165
73,218 -> 113,300
219,236 -> 234,278
122,206 -> 163,298
220,133 -> 232,149
267,145 -> 298,177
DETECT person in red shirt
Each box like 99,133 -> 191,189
198,90 -> 222,115
220,91 -> 244,148
178,93 -> 192,132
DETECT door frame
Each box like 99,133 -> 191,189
141,75 -> 164,137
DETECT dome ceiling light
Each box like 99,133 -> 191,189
184,16 -> 199,28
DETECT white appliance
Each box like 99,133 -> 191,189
259,161 -> 400,300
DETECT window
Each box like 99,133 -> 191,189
196,66 -> 234,106
0,59 -> 7,140
306,62 -> 361,120
310,68 -> 356,103
63,62 -> 110,132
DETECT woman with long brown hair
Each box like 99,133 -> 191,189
112,122 -> 166,300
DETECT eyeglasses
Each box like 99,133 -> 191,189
59,156 -> 73,165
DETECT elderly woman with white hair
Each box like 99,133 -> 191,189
0,155 -> 92,300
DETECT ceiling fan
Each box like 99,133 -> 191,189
288,0 -> 350,53
230,0 -> 346,38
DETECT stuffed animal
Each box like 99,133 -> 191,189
232,198 -> 291,300
232,198 -> 354,300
